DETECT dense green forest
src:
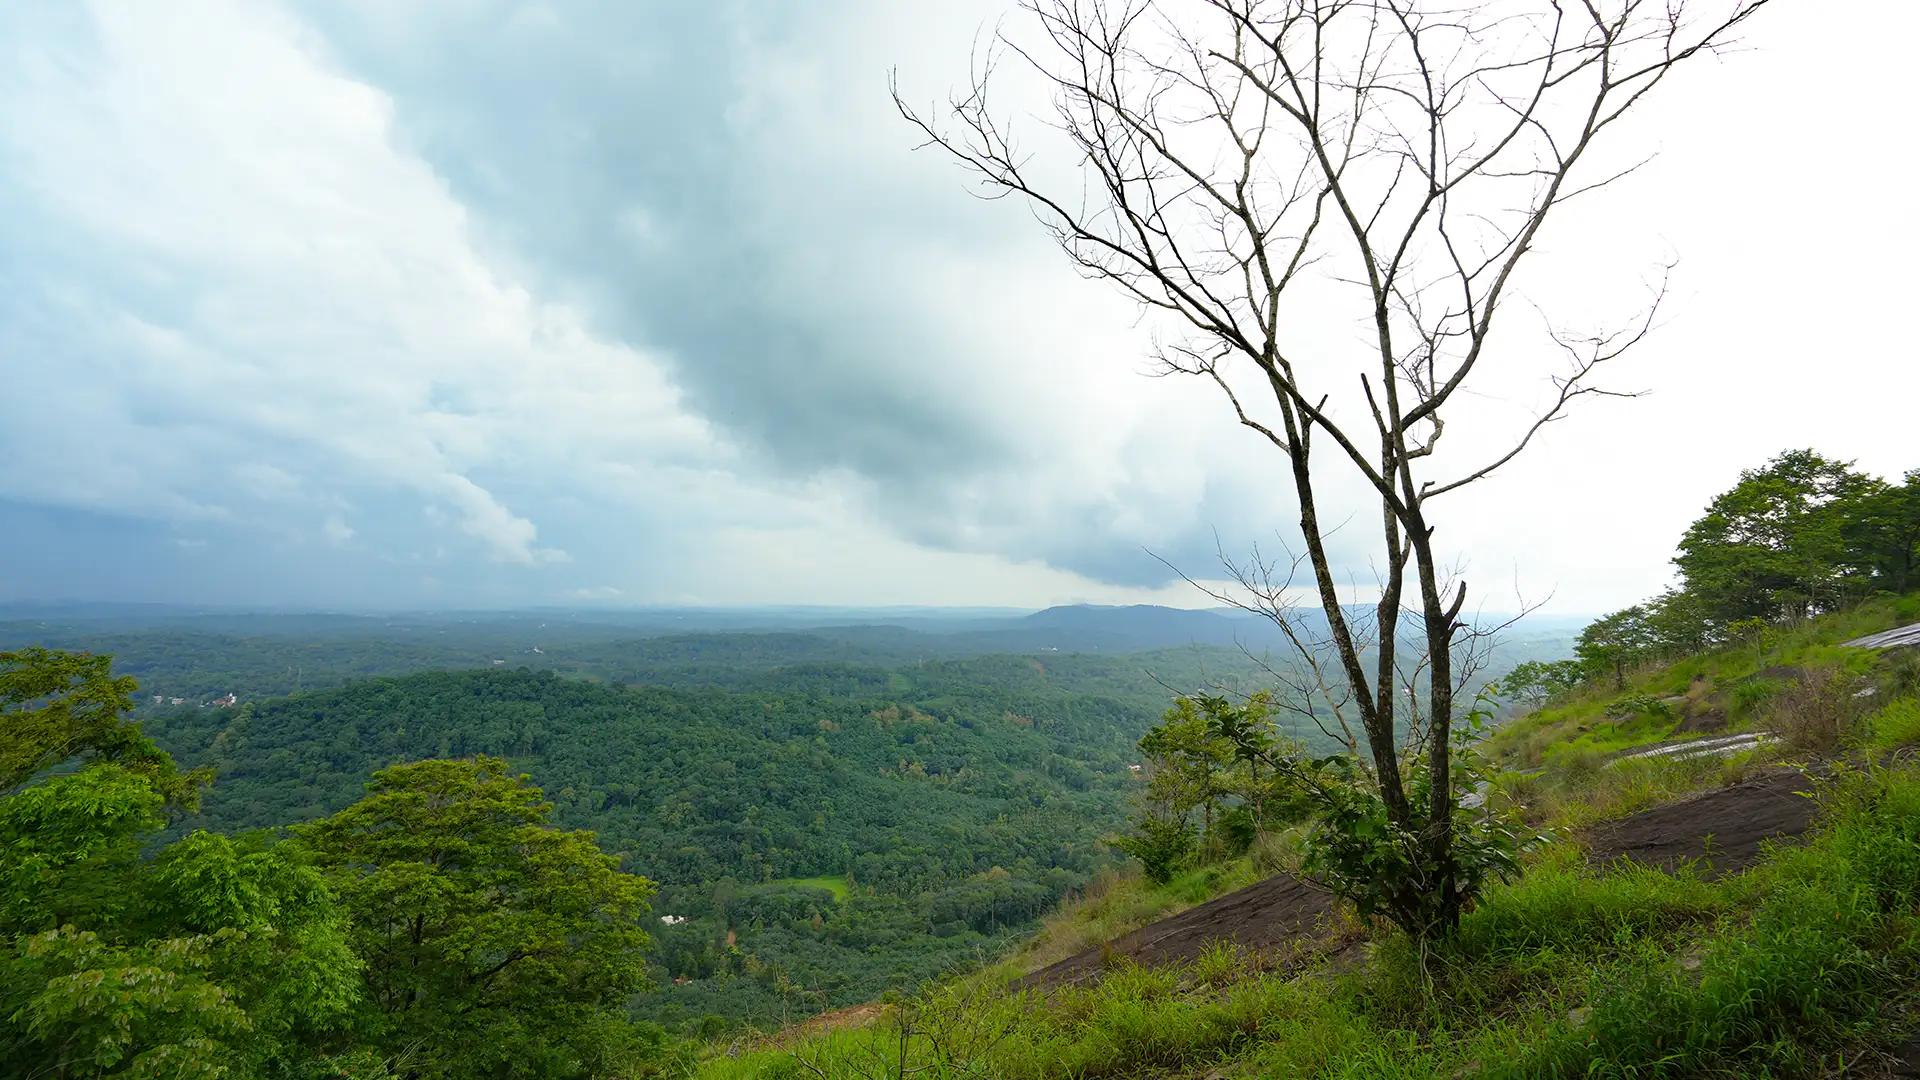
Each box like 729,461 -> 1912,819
134,655 -> 1258,1027
2,649 -> 671,1078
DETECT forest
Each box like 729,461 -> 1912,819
139,662 -> 1169,1027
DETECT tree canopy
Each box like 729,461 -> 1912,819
1,649 -> 661,1080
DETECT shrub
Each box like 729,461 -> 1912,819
1112,815 -> 1195,885
1549,746 -> 1606,785
1767,667 -> 1866,753
1605,694 -> 1673,721
1881,649 -> 1920,699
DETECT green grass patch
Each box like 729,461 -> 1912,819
967,857 -> 1265,986
1863,696 -> 1920,754
768,875 -> 852,902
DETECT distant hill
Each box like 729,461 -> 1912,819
945,603 -> 1307,654
0,602 -> 1579,708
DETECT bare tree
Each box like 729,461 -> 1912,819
898,0 -> 1770,934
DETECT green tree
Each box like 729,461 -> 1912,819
1136,697 -> 1237,846
1,649 -> 359,1080
1496,660 -> 1585,708
1839,469 -> 1920,595
1115,694 -> 1319,883
1642,587 -> 1716,656
1,647 -> 203,803
1575,606 -> 1659,690
299,757 -> 656,1079
1674,450 -> 1877,623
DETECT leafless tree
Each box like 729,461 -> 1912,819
898,0 -> 1770,933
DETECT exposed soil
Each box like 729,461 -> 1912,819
1583,766 -> 1819,877
1674,700 -> 1729,734
1019,872 -> 1338,988
762,1002 -> 887,1046
1673,674 -> 1729,733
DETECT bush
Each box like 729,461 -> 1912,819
1548,746 -> 1606,785
1767,667 -> 1866,753
1112,815 -> 1195,885
1497,765 -> 1920,1079
1881,650 -> 1920,699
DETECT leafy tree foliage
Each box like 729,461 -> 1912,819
1,646 -> 203,803
1842,469 -> 1920,595
2,652 -> 357,1079
2,650 -> 665,1079
1575,606 -> 1660,689
300,757 -> 656,1079
1495,660 -> 1586,707
1674,449 -> 1887,622
1115,695 -> 1329,883
1123,694 -> 1534,938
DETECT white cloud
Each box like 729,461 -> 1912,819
0,1 -> 1912,614
0,0 -> 713,569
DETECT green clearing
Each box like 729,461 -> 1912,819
769,876 -> 852,902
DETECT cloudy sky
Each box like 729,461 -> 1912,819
1,1 -> 1913,613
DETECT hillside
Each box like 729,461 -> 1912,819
711,597 -> 1920,1077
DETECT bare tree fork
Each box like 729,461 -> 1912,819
897,0 -> 1768,934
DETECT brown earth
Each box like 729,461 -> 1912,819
1019,872 -> 1339,989
761,1002 -> 887,1046
1582,766 -> 1819,876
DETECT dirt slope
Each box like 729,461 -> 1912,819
1019,872 -> 1336,988
1583,766 -> 1818,876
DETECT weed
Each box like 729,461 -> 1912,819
1768,667 -> 1866,753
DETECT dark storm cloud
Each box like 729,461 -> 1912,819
299,1 -> 1025,488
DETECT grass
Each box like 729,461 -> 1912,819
768,876 -> 853,902
1862,695 -> 1920,755
1493,744 -> 1773,831
696,764 -> 1920,1079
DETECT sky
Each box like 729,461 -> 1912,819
0,1 -> 1914,615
